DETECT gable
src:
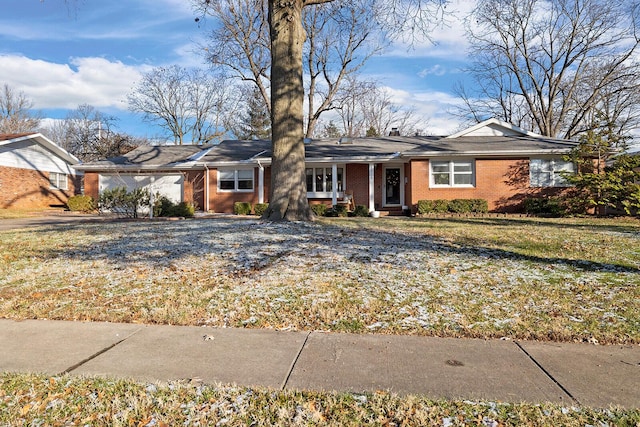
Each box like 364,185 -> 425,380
447,118 -> 541,139
0,135 -> 78,174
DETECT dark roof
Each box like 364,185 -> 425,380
80,144 -> 206,168
75,134 -> 577,170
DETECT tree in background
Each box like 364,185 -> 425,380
200,0 -> 384,139
0,83 -> 40,134
234,86 -> 271,140
127,66 -> 239,145
564,126 -> 640,215
196,0 -> 446,221
40,104 -> 145,162
457,0 -> 640,140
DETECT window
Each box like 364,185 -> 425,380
49,172 -> 68,190
530,159 -> 575,187
218,169 -> 254,192
306,166 -> 343,195
430,160 -> 474,187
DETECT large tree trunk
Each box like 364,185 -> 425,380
264,0 -> 314,221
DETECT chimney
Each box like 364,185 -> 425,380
389,127 -> 400,136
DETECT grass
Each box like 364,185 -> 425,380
1,373 -> 638,426
0,216 -> 638,344
1,215 -> 639,423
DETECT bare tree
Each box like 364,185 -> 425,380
0,83 -> 41,134
457,0 -> 640,140
127,66 -> 238,145
40,104 -> 145,162
201,0 -> 384,139
196,0 -> 447,221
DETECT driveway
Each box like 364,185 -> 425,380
0,213 -> 108,231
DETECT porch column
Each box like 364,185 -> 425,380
258,164 -> 264,204
368,163 -> 375,212
331,163 -> 338,206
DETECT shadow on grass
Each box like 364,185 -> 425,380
18,216 -> 640,275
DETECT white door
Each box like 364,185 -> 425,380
99,174 -> 184,203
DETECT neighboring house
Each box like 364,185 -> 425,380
75,119 -> 578,214
0,133 -> 82,210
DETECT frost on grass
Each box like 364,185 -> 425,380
0,217 -> 638,343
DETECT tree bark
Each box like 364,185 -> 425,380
264,0 -> 314,221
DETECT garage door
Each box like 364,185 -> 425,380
99,174 -> 184,203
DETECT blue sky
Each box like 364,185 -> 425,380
0,0 -> 474,140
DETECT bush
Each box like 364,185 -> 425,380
253,203 -> 269,217
523,197 -> 565,216
66,195 -> 96,213
153,196 -> 195,218
352,205 -> 369,217
417,199 -> 449,214
418,198 -> 489,214
448,199 -> 471,213
330,204 -> 349,217
310,203 -> 327,217
233,202 -> 252,215
99,186 -> 150,218
468,199 -> 489,213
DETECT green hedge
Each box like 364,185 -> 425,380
66,195 -> 96,213
233,202 -> 252,215
310,204 -> 328,217
352,205 -> 370,217
253,203 -> 269,216
523,197 -> 566,216
417,199 -> 488,214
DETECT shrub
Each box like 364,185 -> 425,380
468,199 -> 489,213
66,195 -> 96,213
331,204 -> 349,217
352,205 -> 369,217
172,202 -> 196,217
448,199 -> 471,213
523,197 -> 566,216
98,186 -> 150,218
233,202 -> 252,215
310,203 -> 327,217
253,203 -> 269,217
417,199 -> 450,214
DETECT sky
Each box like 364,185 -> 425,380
0,0 -> 475,141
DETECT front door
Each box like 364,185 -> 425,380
384,167 -> 402,206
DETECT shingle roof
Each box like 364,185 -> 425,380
75,134 -> 578,171
79,144 -> 207,168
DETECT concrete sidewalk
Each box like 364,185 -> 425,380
0,319 -> 637,409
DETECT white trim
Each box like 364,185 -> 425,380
383,165 -> 404,207
368,163 -> 375,212
217,168 -> 255,193
430,159 -> 476,188
446,118 -> 542,139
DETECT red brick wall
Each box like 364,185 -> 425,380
209,168 -> 267,213
345,164 -> 372,208
408,158 -> 568,213
84,172 -> 99,200
0,166 -> 80,209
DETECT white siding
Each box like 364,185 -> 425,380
0,140 -> 75,174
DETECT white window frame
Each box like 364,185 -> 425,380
530,159 -> 575,188
49,172 -> 68,190
217,169 -> 254,192
430,159 -> 475,188
305,164 -> 345,198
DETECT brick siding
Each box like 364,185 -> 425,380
0,166 -> 80,209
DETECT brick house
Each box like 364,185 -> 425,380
0,133 -> 82,210
75,119 -> 578,214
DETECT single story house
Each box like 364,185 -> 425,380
0,133 -> 82,210
75,119 -> 578,214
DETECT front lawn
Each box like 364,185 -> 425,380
1,373 -> 638,426
1,216 -> 638,344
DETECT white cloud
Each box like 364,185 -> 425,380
0,55 -> 145,110
382,0 -> 476,60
